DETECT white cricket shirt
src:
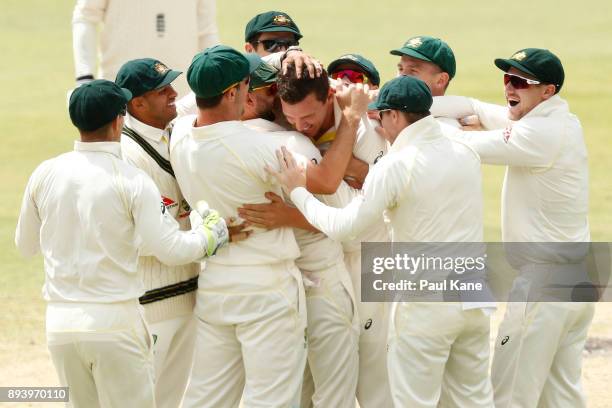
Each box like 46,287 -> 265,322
431,95 -> 589,243
15,141 -> 207,330
72,0 -> 219,96
121,115 -> 199,322
170,117 -> 300,266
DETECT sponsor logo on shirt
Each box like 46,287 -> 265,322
503,125 -> 512,144
364,318 -> 373,330
501,335 -> 510,346
374,151 -> 384,164
161,196 -> 178,210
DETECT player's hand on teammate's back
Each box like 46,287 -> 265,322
265,146 -> 307,194
237,192 -> 294,230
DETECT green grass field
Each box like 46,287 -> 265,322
1,0 -> 611,403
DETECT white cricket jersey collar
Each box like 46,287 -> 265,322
190,120 -> 245,141
242,118 -> 286,133
124,113 -> 169,143
522,94 -> 568,120
389,115 -> 443,154
74,140 -> 122,158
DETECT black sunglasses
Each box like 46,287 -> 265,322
253,39 -> 299,53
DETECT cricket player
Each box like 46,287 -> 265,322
276,64 -> 392,408
327,53 -> 381,88
114,58 -> 197,408
72,0 -> 219,96
244,11 -> 302,56
15,79 -> 228,408
431,48 -> 594,408
269,75 -> 494,408
238,55 -> 367,407
169,45 -> 306,408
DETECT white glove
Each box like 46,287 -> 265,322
192,201 -> 229,257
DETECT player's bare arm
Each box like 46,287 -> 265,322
305,82 -> 371,194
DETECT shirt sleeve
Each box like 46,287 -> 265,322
15,165 -> 46,257
131,173 -> 206,265
290,157 -> 410,241
72,0 -> 107,79
262,52 -> 283,70
197,0 -> 220,50
454,117 -> 564,167
431,96 -> 509,130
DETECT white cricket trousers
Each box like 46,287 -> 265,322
345,250 -> 393,408
387,302 -> 493,408
182,261 -> 307,408
492,301 -> 595,408
300,261 -> 359,408
149,315 -> 195,408
46,303 -> 156,408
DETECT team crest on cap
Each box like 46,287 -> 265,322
406,37 -> 423,48
273,14 -> 291,26
154,62 -> 170,74
340,54 -> 358,61
511,51 -> 527,61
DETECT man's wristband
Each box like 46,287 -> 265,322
280,46 -> 303,63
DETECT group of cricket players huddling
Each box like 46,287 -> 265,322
16,8 -> 595,408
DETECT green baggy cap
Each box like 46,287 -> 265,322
187,45 -> 252,98
244,11 -> 302,42
494,48 -> 564,93
115,58 -> 181,97
327,53 -> 380,86
391,36 -> 456,79
69,79 -> 132,131
244,53 -> 279,91
368,75 -> 432,112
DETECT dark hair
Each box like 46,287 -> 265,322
196,94 -> 224,109
247,33 -> 261,48
400,111 -> 431,124
277,64 -> 329,104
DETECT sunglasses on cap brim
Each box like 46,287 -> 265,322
253,39 -> 299,53
503,73 -> 541,89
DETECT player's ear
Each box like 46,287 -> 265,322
436,72 -> 450,92
542,84 -> 556,100
244,42 -> 255,53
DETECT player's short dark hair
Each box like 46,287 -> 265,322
277,64 -> 329,104
400,110 -> 431,124
195,94 -> 224,109
78,121 -> 114,140
247,33 -> 261,48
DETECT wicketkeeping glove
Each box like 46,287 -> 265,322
194,201 -> 229,257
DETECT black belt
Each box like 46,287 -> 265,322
139,276 -> 199,305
